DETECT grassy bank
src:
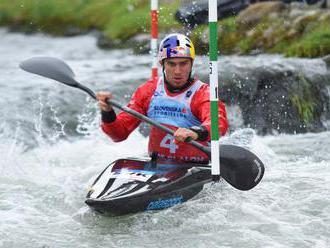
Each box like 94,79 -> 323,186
191,8 -> 330,58
0,1 -> 329,57
0,0 -> 180,39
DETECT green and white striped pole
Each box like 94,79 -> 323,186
209,0 -> 220,182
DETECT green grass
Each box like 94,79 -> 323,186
0,0 -> 86,34
289,74 -> 318,123
190,24 -> 208,54
291,93 -> 316,123
158,3 -> 181,30
0,0 -> 181,39
285,22 -> 330,57
189,17 -> 240,55
0,1 -> 329,57
218,17 -> 240,54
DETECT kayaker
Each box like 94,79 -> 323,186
97,33 -> 228,162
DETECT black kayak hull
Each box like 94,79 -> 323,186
85,158 -> 211,215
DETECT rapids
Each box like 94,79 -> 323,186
0,29 -> 329,248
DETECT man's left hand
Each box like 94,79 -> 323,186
173,128 -> 198,144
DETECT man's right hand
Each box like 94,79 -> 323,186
96,91 -> 113,112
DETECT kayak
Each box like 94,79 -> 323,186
85,157 -> 212,215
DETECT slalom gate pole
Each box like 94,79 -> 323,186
209,0 -> 220,182
151,0 -> 159,83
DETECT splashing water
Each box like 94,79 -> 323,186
0,29 -> 329,248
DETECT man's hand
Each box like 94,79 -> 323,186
96,91 -> 113,112
173,128 -> 198,144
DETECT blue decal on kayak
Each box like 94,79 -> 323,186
114,164 -> 179,176
146,196 -> 183,210
113,169 -> 157,175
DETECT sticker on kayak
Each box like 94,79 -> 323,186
88,169 -> 155,198
113,169 -> 155,182
146,196 -> 183,210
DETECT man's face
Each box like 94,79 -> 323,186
163,58 -> 192,88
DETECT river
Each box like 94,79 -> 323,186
0,29 -> 329,248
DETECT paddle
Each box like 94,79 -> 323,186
19,57 -> 264,191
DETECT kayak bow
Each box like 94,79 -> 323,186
85,157 -> 211,215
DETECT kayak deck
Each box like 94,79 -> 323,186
85,157 -> 211,215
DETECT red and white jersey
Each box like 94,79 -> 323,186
147,78 -> 208,161
101,77 -> 228,162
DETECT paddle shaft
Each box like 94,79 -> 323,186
106,98 -> 211,156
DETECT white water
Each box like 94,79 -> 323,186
0,29 -> 329,248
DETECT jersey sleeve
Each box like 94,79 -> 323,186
101,80 -> 156,142
190,84 -> 228,140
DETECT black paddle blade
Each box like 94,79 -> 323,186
19,57 -> 78,87
220,144 -> 264,191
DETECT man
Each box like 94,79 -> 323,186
97,33 -> 228,163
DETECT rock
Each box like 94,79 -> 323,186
292,10 -> 320,33
96,32 -> 152,54
319,11 -> 330,21
324,0 -> 330,8
198,57 -> 330,134
285,28 -> 300,40
237,2 -> 288,30
96,32 -> 117,49
289,3 -> 310,19
175,0 -> 249,27
262,26 -> 276,46
63,26 -> 86,36
129,34 -> 150,54
233,68 -> 328,134
96,33 -> 151,53
323,54 -> 330,69
161,0 -> 177,3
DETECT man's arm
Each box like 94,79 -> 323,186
190,84 -> 229,140
98,80 -> 156,142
